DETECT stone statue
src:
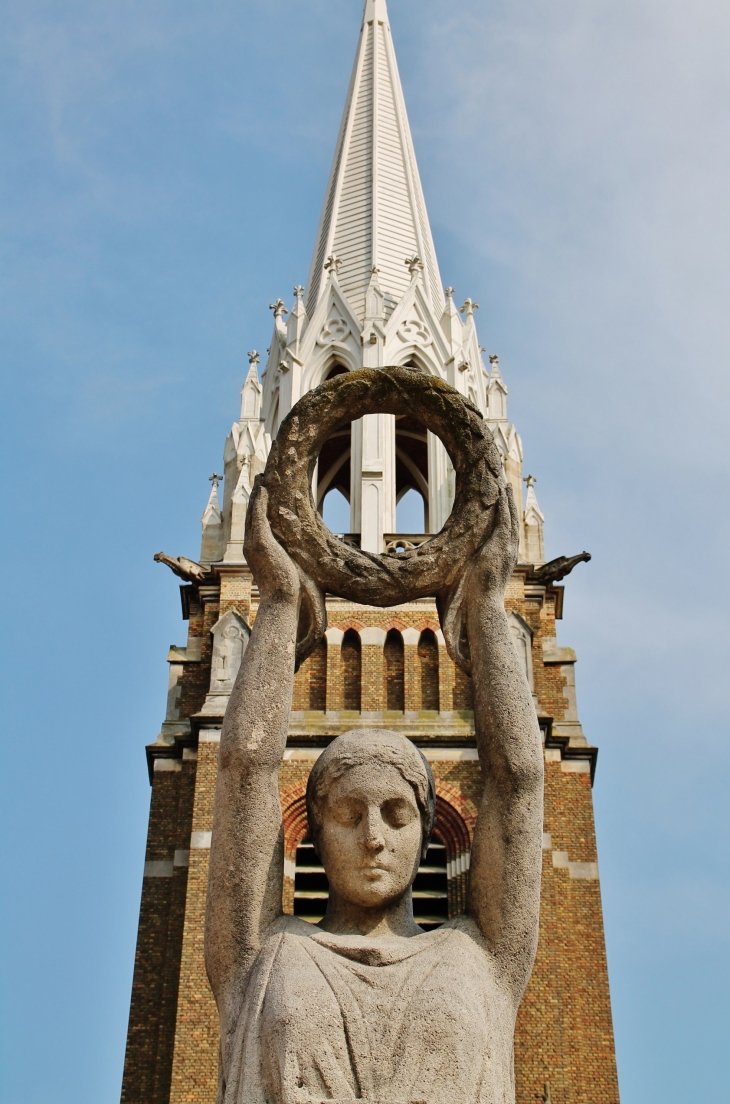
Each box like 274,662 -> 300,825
205,372 -> 543,1104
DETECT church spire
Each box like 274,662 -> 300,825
304,0 -> 443,322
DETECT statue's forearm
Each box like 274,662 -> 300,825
206,590 -> 298,1020
465,593 -> 543,986
467,595 -> 543,788
220,591 -> 299,773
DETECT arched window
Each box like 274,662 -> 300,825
384,629 -> 405,711
308,639 -> 327,711
418,629 -> 439,711
316,365 -> 351,528
341,629 -> 362,711
395,414 -> 429,533
453,665 -> 473,711
322,488 -> 350,533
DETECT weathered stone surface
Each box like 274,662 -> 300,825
263,366 -> 504,608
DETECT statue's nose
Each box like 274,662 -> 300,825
363,809 -> 385,849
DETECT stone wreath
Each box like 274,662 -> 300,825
262,367 -> 505,610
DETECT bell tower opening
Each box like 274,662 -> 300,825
317,364 -> 353,536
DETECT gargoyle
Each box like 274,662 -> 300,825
154,552 -> 208,583
527,551 -> 591,585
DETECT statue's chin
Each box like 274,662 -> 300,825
330,880 -> 412,912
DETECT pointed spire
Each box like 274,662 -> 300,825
200,473 -> 224,564
487,353 -> 508,421
523,474 -> 546,565
304,0 -> 443,321
286,284 -> 308,354
441,286 -> 463,353
240,352 -> 262,421
363,0 -> 388,22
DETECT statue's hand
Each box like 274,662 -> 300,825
244,477 -> 327,668
244,478 -> 301,601
437,483 -> 519,675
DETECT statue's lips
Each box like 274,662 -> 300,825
360,864 -> 390,877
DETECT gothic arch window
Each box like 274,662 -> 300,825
317,362 -> 351,523
508,612 -> 534,689
434,794 -> 473,917
395,414 -> 429,533
293,836 -> 328,924
418,629 -> 439,711
341,629 -> 362,711
384,629 -> 405,711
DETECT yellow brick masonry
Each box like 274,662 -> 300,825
168,738 -> 219,1104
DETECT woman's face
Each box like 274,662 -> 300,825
317,762 -> 423,910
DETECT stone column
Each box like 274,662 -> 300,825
360,414 -> 395,552
360,626 -> 386,712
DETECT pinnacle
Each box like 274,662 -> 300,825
304,0 -> 443,321
363,0 -> 389,25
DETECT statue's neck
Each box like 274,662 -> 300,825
318,888 -> 422,939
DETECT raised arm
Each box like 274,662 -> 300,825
204,481 -> 319,1043
441,484 -> 544,1000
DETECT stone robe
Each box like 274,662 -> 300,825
221,915 -> 516,1104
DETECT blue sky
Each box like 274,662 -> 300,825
1,1 -> 729,1102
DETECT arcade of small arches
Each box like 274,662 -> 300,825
292,625 -> 475,715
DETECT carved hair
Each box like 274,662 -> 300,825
306,729 -> 436,847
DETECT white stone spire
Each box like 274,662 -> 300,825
523,474 -> 546,565
200,474 -> 224,564
304,0 -> 444,322
228,7 -> 537,559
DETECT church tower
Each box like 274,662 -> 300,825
120,3 -> 620,1102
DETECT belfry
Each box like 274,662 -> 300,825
120,2 -> 620,1102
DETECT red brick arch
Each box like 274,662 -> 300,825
281,785 -> 309,861
335,618 -> 363,633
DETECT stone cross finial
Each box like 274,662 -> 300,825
247,350 -> 260,366
269,299 -> 288,319
293,285 -> 304,300
209,472 -> 222,489
460,297 -> 479,316
524,474 -> 537,489
489,353 -> 499,368
370,265 -> 380,275
405,255 -> 424,276
324,254 -> 342,275
445,286 -> 456,300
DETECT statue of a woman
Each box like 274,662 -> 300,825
206,479 -> 544,1104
